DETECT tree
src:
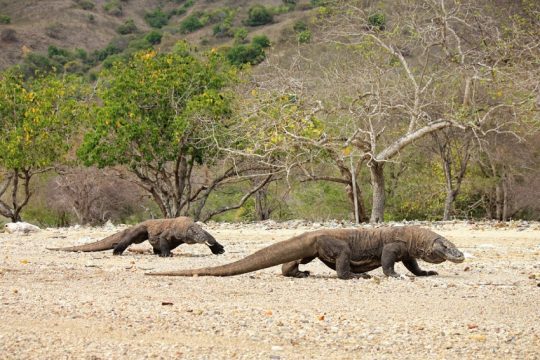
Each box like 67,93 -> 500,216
77,43 -> 271,220
268,0 -> 537,222
0,69 -> 85,222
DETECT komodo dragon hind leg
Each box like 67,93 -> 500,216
402,258 -> 438,276
282,256 -> 316,278
113,225 -> 149,255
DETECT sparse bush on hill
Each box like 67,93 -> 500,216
1,28 -> 16,42
233,27 -> 248,44
117,19 -> 138,34
252,34 -> 270,48
226,43 -> 265,66
145,30 -> 162,45
0,14 -> 11,24
244,5 -> 273,26
144,8 -> 169,29
179,13 -> 204,33
45,22 -> 65,40
74,0 -> 95,11
368,12 -> 386,30
103,0 -> 123,16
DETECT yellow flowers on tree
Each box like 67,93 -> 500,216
77,42 -> 270,220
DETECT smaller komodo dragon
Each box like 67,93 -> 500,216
146,226 -> 464,279
48,217 -> 225,257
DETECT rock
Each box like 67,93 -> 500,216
4,222 -> 40,235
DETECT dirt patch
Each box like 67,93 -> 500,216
1,222 -> 539,359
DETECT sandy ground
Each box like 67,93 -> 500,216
1,221 -> 539,359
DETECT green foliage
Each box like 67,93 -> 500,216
179,14 -> 204,33
244,5 -> 273,26
252,34 -> 270,48
0,70 -> 87,170
74,0 -> 95,10
144,8 -> 169,29
233,27 -> 248,44
77,43 -> 237,171
117,19 -> 138,34
145,30 -> 162,45
288,181 -> 351,221
225,43 -> 265,66
297,30 -> 311,43
293,20 -> 308,32
0,14 -> 11,24
368,12 -> 386,30
211,8 -> 236,38
103,0 -> 122,16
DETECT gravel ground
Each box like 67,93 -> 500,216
1,221 -> 539,359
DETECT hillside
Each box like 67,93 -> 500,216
0,0 -> 314,70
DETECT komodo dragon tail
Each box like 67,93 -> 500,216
47,231 -> 125,252
147,235 -> 316,277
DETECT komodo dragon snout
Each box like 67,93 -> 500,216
427,237 -> 465,264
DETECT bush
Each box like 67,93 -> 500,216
103,0 -> 122,16
145,30 -> 162,45
252,34 -> 270,48
179,14 -> 204,33
1,28 -> 16,42
297,30 -> 311,43
368,12 -> 386,30
144,8 -> 168,28
117,19 -> 138,34
233,27 -> 248,44
293,20 -> 307,32
75,0 -> 95,10
45,22 -> 65,39
226,44 -> 265,66
244,5 -> 273,26
0,14 -> 11,24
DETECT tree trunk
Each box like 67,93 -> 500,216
443,190 -> 456,221
369,162 -> 385,223
254,185 -> 271,221
346,181 -> 368,223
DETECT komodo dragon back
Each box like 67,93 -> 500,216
147,235 -> 316,277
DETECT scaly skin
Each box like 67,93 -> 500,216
146,226 -> 464,279
48,217 -> 225,257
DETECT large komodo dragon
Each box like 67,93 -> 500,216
147,226 -> 464,279
48,217 -> 225,257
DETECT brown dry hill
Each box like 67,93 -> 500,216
0,0 -> 313,70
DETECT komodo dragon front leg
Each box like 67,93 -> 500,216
402,258 -> 438,276
381,242 -> 437,277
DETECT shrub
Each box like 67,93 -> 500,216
297,30 -> 311,43
179,14 -> 203,33
233,27 -> 248,44
293,20 -> 307,32
0,14 -> 11,24
75,0 -> 95,10
244,5 -> 273,26
226,44 -> 265,66
103,0 -> 122,16
368,12 -> 386,30
1,28 -> 16,42
252,34 -> 270,48
144,8 -> 168,28
117,19 -> 138,34
45,22 -> 65,40
145,30 -> 162,45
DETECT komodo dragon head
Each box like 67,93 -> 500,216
422,236 -> 465,264
185,224 -> 225,255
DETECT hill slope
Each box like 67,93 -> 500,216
0,0 -> 313,70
